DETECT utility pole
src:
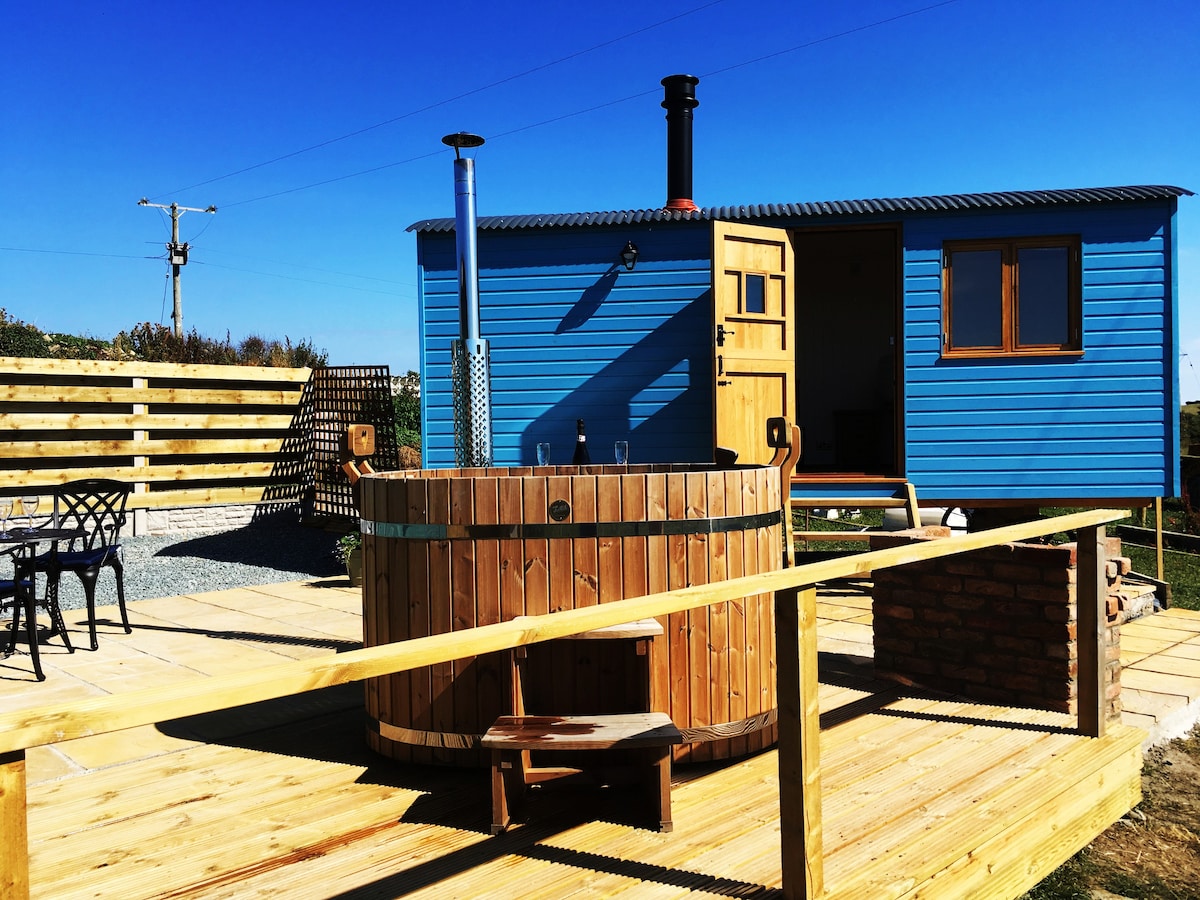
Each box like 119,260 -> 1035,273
137,199 -> 217,337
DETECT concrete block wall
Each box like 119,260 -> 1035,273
870,529 -> 1125,723
137,504 -> 263,536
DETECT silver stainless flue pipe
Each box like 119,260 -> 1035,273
442,132 -> 492,467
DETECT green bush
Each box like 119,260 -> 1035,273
0,308 -> 52,358
109,323 -> 327,367
393,370 -> 421,449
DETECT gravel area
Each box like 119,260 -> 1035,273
51,513 -> 346,612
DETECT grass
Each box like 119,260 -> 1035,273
791,504 -> 1200,611
1043,500 -> 1200,611
1021,724 -> 1200,900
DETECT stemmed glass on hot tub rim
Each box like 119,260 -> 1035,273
614,440 -> 629,466
0,497 -> 11,539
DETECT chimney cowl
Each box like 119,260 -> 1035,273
661,74 -> 699,212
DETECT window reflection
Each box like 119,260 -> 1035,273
950,250 -> 1003,347
1017,247 -> 1069,345
745,274 -> 766,314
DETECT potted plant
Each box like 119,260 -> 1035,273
335,530 -> 363,586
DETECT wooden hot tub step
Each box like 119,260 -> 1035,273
482,712 -> 683,836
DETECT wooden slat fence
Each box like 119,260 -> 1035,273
0,358 -> 399,520
0,508 -> 1125,900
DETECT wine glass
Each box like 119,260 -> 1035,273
614,441 -> 629,466
20,495 -> 38,533
536,442 -> 551,466
0,498 -> 11,539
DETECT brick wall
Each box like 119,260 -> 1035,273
870,529 -> 1126,722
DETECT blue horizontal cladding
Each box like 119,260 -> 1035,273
908,391 -> 1163,412
418,223 -> 715,468
1086,267 -> 1166,287
1088,284 -> 1165,302
907,345 -> 1170,369
908,452 -> 1160,473
1086,250 -> 1166,271
901,199 -> 1176,501
907,405 -> 1167,427
907,358 -> 1166,384
913,471 -> 1167,498
908,435 -> 1164,456
907,375 -> 1165,396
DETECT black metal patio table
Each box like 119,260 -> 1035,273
2,527 -> 85,681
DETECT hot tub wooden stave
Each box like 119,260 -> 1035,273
360,464 -> 782,767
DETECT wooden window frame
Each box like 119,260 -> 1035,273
942,235 -> 1083,358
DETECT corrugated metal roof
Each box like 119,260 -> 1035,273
407,184 -> 1192,233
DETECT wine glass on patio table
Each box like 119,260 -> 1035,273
0,498 -> 11,539
20,494 -> 38,533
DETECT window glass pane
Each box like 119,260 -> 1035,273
745,274 -> 766,314
1017,247 -> 1069,345
950,250 -> 1002,347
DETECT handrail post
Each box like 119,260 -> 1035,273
1076,524 -> 1107,738
1,749 -> 30,899
776,585 -> 823,899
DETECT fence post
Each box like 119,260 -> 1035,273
1077,524 -> 1107,738
131,375 -> 149,535
1,749 -> 30,899
776,585 -> 823,899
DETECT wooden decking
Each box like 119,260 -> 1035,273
1,578 -> 1176,898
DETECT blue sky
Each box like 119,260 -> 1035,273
3,1 -> 1198,394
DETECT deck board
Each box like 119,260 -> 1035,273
3,580 -> 1171,899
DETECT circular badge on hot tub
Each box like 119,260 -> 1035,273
549,499 -> 571,521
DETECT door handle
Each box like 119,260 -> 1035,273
716,323 -> 735,346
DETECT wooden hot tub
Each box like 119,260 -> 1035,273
359,463 -> 783,767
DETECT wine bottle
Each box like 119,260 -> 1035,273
571,418 -> 591,465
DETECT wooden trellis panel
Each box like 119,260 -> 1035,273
311,366 -> 400,520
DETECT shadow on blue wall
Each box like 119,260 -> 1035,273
556,266 -> 619,334
521,291 -> 713,466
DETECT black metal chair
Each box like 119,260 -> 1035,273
2,544 -> 71,680
32,479 -> 132,650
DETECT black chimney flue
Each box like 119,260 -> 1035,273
661,74 -> 699,212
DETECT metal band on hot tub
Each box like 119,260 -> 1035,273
362,508 -> 782,541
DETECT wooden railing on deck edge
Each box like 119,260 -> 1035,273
0,509 -> 1125,900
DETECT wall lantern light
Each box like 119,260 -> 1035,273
620,241 -> 640,271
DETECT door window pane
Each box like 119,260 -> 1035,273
950,250 -> 1003,347
1017,246 -> 1069,345
745,274 -> 766,314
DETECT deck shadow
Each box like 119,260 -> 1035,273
95,617 -> 361,652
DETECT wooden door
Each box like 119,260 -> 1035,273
712,221 -> 795,465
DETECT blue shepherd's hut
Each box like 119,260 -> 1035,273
410,75 -> 1191,515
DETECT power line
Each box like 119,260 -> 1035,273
215,0 -> 964,209
0,246 -> 153,261
699,0 -> 961,80
199,248 -> 412,286
152,0 -> 732,200
192,260 -> 414,298
219,149 -> 445,208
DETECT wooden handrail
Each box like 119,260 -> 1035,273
0,508 -> 1126,900
0,507 -> 1123,754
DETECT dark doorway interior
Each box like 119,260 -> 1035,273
793,228 -> 900,475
